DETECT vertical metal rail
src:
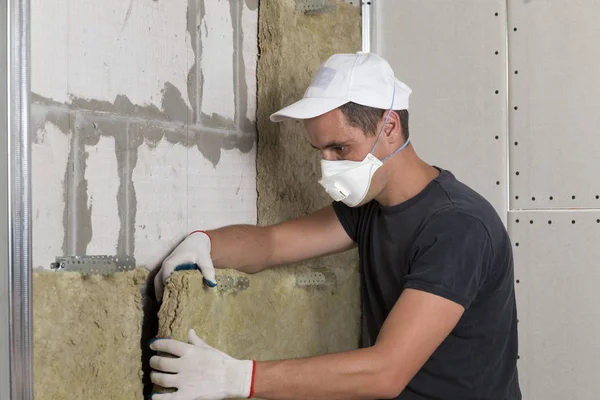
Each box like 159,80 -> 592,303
361,1 -> 371,52
4,0 -> 33,397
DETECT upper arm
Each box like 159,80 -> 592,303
266,205 -> 355,267
372,211 -> 492,394
405,211 -> 491,309
374,289 -> 465,394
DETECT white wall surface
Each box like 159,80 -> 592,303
32,0 -> 194,110
506,1 -> 600,398
374,0 -> 600,398
508,0 -> 600,210
30,0 -> 258,270
374,0 -> 508,223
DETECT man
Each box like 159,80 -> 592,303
149,52 -> 521,400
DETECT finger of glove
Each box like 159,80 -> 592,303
150,371 -> 179,390
161,251 -> 194,282
151,391 -> 189,400
150,354 -> 181,374
154,271 -> 165,302
150,393 -> 175,400
187,329 -> 208,347
197,259 -> 216,287
150,338 -> 190,357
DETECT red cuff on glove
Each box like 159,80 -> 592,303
248,360 -> 256,398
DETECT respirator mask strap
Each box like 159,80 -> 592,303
369,84 -> 410,163
370,85 -> 396,155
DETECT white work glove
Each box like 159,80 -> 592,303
150,329 -> 256,400
154,230 -> 217,301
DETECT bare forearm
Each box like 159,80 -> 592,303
253,347 -> 401,400
207,225 -> 272,274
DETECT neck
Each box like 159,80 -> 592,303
374,144 -> 440,207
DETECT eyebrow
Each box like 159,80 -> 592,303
311,141 -> 349,150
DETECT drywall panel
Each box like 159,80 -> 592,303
508,211 -> 600,399
31,120 -> 71,268
33,268 -> 147,399
374,0 -> 508,223
155,267 -> 360,397
508,1 -> 600,209
31,0 -> 194,114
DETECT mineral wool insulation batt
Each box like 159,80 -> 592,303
154,268 -> 361,399
32,268 -> 147,399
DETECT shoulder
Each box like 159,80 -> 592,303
407,208 -> 495,309
331,200 -> 379,242
419,207 -> 492,246
429,169 -> 504,239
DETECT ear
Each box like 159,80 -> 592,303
382,110 -> 402,143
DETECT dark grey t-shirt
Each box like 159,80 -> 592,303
332,168 -> 521,400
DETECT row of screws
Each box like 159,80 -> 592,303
513,195 -> 599,200
502,12 -> 521,363
515,218 -> 600,224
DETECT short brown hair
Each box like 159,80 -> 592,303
339,102 -> 409,140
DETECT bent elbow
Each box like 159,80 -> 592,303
370,353 -> 409,399
378,381 -> 407,399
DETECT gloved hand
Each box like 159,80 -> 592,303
150,329 -> 256,400
154,230 -> 217,301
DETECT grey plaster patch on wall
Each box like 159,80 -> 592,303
245,0 -> 258,11
93,119 -> 135,256
63,113 -> 95,256
70,95 -> 165,121
161,82 -> 194,124
199,112 -> 235,130
129,121 -> 188,150
32,98 -> 254,156
33,91 -> 165,121
34,85 -> 193,124
191,0 -> 206,125
189,127 -> 255,166
229,0 -> 256,133
31,103 -> 71,141
129,120 -> 254,167
186,0 -> 200,123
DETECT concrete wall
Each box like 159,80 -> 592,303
30,0 -> 259,271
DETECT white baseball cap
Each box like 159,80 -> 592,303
270,52 -> 412,123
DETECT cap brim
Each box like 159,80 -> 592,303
269,97 -> 348,123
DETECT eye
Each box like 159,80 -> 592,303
334,145 -> 346,153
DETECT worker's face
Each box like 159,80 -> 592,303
304,108 -> 398,205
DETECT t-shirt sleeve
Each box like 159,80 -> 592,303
404,210 -> 492,309
331,200 -> 360,242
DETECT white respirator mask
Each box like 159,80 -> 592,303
318,87 -> 410,207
